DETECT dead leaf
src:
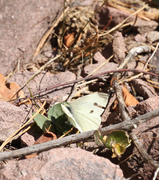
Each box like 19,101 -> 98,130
64,32 -> 74,47
34,131 -> 57,145
25,131 -> 57,159
112,99 -> 118,111
0,73 -> 5,87
122,86 -> 139,106
0,73 -> 25,102
9,82 -> 25,98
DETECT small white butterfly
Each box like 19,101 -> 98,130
61,92 -> 109,132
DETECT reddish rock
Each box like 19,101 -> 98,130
0,148 -> 123,180
146,31 -> 159,43
134,34 -> 146,43
106,6 -> 158,34
93,51 -> 107,63
9,70 -> 76,101
0,0 -> 63,76
84,61 -> 118,75
112,31 -> 126,64
0,101 -> 30,142
125,97 -> 159,179
131,78 -> 157,99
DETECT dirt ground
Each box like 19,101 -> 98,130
0,0 -> 159,179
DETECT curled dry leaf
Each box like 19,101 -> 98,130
0,73 -> 5,87
0,73 -> 25,102
25,131 -> 57,159
64,32 -> 75,48
122,86 -> 139,107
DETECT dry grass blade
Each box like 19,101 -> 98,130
0,101 -> 46,152
143,43 -> 159,70
86,55 -> 113,77
99,4 -> 148,37
119,69 -> 149,83
107,0 -> 150,21
108,0 -> 159,22
33,6 -> 69,59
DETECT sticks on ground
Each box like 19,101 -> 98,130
0,109 -> 159,161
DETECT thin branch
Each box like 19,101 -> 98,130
118,45 -> 152,70
11,55 -> 61,101
143,43 -> 159,70
0,102 -> 46,151
130,132 -> 159,169
99,4 -> 148,37
67,66 -> 82,102
111,76 -> 131,121
153,167 -> 159,180
12,68 -> 159,104
0,108 -> 159,161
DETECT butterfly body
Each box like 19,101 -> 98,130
61,92 -> 109,132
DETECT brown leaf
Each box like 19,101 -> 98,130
64,32 -> 74,47
0,73 -> 5,87
25,131 -> 57,159
9,82 -> 25,99
0,73 -> 25,102
112,99 -> 119,111
34,131 -> 57,145
122,86 -> 139,107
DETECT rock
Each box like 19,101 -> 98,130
97,6 -> 158,34
84,47 -> 118,76
0,0 -> 63,75
131,78 -> 157,99
134,18 -> 158,34
112,31 -> 126,64
0,101 -> 30,142
9,70 -> 76,101
125,97 -> 159,179
134,96 -> 159,114
0,148 -> 123,180
134,34 -> 146,43
146,31 -> 159,43
93,51 -> 107,63
84,61 -> 118,75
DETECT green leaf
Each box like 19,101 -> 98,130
105,130 -> 131,158
48,102 -> 64,119
34,113 -> 52,132
48,103 -> 72,135
33,103 -> 72,135
111,143 -> 126,158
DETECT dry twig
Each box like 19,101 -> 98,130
111,68 -> 159,173
111,77 -> 130,121
118,45 -> 152,70
12,68 -> 159,104
0,109 -> 159,161
130,133 -> 159,169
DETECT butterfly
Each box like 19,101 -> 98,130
61,92 -> 109,132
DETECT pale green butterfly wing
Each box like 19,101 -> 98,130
61,92 -> 109,132
61,102 -> 80,131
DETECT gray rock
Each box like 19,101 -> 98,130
146,31 -> 159,43
0,101 -> 30,142
0,148 -> 123,180
0,0 -> 63,75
